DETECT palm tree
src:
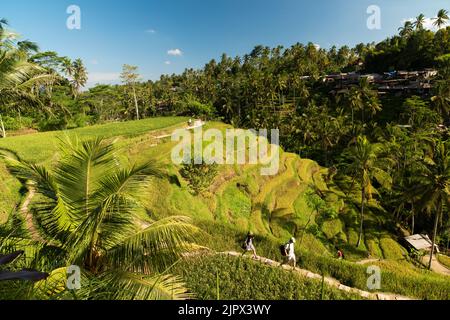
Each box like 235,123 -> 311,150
0,18 -> 8,29
340,78 -> 380,128
398,21 -> 414,37
413,14 -> 426,30
0,19 -> 54,138
431,80 -> 450,121
61,57 -> 74,79
1,137 -> 200,299
61,58 -> 88,99
412,141 -> 450,270
341,136 -> 392,247
433,9 -> 449,29
17,40 -> 39,54
72,58 -> 88,99
358,77 -> 381,121
341,86 -> 362,127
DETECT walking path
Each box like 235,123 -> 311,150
19,188 -> 44,242
356,258 -> 380,265
156,120 -> 206,139
220,251 -> 414,300
422,255 -> 450,276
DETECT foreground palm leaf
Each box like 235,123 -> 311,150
0,250 -> 49,282
0,250 -> 24,265
1,137 -> 200,299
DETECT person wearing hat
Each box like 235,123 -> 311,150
242,232 -> 257,259
281,237 -> 297,269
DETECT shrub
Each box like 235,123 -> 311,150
180,160 -> 218,195
187,100 -> 213,118
67,114 -> 94,128
174,98 -> 214,118
1,116 -> 34,131
38,116 -> 68,131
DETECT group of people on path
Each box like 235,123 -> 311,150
241,232 -> 297,269
241,232 -> 345,270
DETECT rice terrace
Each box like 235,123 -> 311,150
0,0 -> 449,306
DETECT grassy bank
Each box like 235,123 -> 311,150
173,255 -> 364,300
0,117 -> 188,163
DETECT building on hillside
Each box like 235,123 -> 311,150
361,73 -> 383,83
404,234 -> 440,253
323,69 -> 437,96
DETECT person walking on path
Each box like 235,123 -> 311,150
242,232 -> 257,259
280,237 -> 296,269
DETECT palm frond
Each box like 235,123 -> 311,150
102,271 -> 193,300
106,216 -> 200,272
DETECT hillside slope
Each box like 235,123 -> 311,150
1,117 -> 449,299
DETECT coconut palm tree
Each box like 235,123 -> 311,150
61,58 -> 88,99
431,81 -> 450,121
398,21 -> 414,37
341,136 -> 392,247
1,137 -> 200,299
433,9 -> 449,29
61,57 -> 74,79
71,58 -> 88,99
0,18 -> 8,29
358,77 -> 381,121
341,86 -> 362,127
413,14 -> 426,30
339,78 -> 380,129
412,141 -> 450,270
0,19 -> 54,138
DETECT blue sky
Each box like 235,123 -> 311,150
2,0 -> 449,86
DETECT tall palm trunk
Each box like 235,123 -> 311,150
133,86 -> 140,120
428,202 -> 441,270
357,185 -> 365,247
446,235 -> 449,253
0,114 -> 6,138
351,107 -> 354,126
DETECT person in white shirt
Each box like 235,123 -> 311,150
280,237 -> 296,269
242,232 -> 257,259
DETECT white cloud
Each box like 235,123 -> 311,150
164,61 -> 171,65
90,59 -> 99,65
167,48 -> 183,56
313,44 -> 321,50
145,29 -> 156,34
